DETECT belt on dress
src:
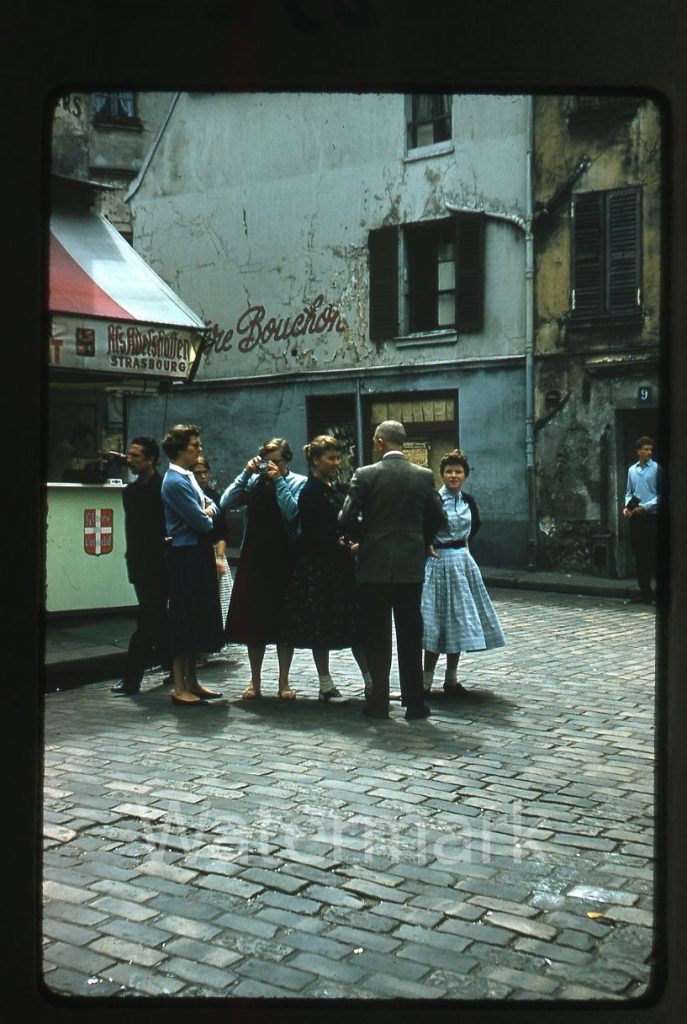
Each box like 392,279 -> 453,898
434,540 -> 467,549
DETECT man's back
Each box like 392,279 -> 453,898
340,454 -> 444,583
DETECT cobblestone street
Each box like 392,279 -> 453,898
42,589 -> 657,1002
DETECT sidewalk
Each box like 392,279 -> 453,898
43,567 -> 640,691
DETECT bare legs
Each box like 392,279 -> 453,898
243,644 -> 296,698
172,654 -> 221,702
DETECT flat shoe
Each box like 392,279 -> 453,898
405,703 -> 431,720
241,684 -> 261,700
192,689 -> 223,700
278,688 -> 296,700
362,705 -> 389,719
443,683 -> 469,698
171,695 -> 208,707
111,681 -> 140,696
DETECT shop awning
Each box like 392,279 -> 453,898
48,209 -> 207,380
49,208 -> 205,328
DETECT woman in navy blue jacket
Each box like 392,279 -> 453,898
161,424 -> 224,707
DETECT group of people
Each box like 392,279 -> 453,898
112,422 -> 659,717
112,418 -> 507,718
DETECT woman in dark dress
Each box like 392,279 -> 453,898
280,435 -> 371,702
160,424 -> 224,706
220,438 -> 307,699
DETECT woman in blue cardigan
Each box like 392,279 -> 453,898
161,424 -> 224,707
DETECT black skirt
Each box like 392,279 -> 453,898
279,547 -> 359,649
168,542 -> 224,656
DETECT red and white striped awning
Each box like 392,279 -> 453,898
49,208 -> 205,329
48,209 -> 206,379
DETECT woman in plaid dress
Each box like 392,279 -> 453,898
421,449 -> 505,697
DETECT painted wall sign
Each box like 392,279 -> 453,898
49,315 -> 199,379
203,293 -> 348,359
84,508 -> 113,555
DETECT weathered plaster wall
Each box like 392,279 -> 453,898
128,92 -> 529,380
533,96 -> 662,573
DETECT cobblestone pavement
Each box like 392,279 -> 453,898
42,589 -> 657,1002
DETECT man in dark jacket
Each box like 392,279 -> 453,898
111,437 -> 171,695
338,420 -> 447,720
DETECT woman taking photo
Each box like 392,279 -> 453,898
220,437 -> 306,700
161,424 -> 224,706
280,435 -> 371,702
421,449 -> 505,696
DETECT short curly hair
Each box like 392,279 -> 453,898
439,449 -> 470,477
303,434 -> 342,465
259,437 -> 293,462
161,424 -> 201,461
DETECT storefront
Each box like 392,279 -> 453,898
45,176 -> 208,613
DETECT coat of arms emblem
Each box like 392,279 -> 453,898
84,508 -> 113,555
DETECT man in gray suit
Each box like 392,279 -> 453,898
339,420 -> 447,720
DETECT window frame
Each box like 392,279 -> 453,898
92,92 -> 141,128
367,213 -> 485,343
405,94 -> 452,152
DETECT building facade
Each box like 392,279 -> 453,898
51,91 -> 175,240
532,95 -> 662,576
126,92 -> 534,567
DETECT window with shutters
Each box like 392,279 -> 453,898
571,188 -> 642,321
368,215 -> 485,342
406,95 -> 452,150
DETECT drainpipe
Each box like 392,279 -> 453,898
354,377 -> 365,467
525,95 -> 537,569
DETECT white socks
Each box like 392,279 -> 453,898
423,670 -> 434,692
319,674 -> 335,694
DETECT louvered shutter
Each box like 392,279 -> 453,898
368,226 -> 399,341
607,188 -> 641,315
455,213 -> 485,332
572,192 -> 604,316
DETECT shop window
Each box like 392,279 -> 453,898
364,390 -> 458,477
368,214 -> 485,341
406,94 -> 452,150
93,92 -> 140,127
571,188 -> 642,321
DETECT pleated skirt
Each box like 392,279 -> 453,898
421,547 -> 506,654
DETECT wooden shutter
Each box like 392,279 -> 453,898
572,192 -> 604,316
607,188 -> 641,315
368,226 -> 398,341
455,213 -> 484,332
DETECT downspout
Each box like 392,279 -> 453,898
525,96 -> 537,569
354,377 -> 365,468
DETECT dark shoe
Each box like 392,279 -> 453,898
443,683 -> 469,698
192,689 -> 223,700
362,704 -> 390,719
111,681 -> 140,696
319,687 -> 348,704
405,703 -> 431,721
162,674 -> 173,686
625,594 -> 651,605
171,695 -> 208,707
